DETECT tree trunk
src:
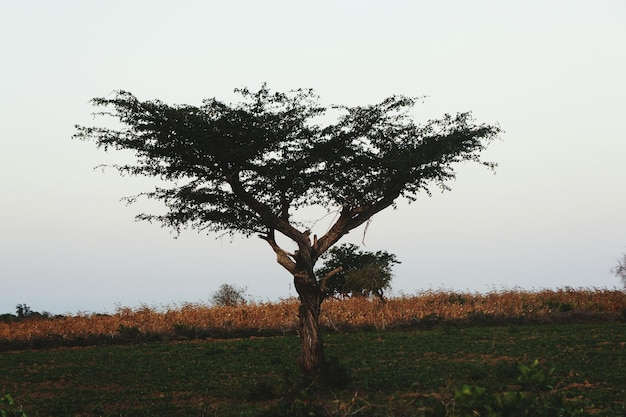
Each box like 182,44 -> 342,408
262,230 -> 328,378
295,274 -> 327,379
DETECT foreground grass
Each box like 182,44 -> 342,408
1,322 -> 624,416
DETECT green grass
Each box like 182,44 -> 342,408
1,323 -> 624,416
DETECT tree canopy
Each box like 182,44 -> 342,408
316,243 -> 400,301
75,85 -> 499,266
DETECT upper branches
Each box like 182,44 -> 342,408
74,85 -> 501,259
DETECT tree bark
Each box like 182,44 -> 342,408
294,272 -> 327,379
261,229 -> 329,378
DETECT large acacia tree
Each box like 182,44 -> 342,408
75,85 -> 501,378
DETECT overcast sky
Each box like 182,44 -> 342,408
1,1 -> 625,315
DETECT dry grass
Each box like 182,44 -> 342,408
1,288 -> 624,348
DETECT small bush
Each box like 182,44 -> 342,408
424,359 -> 583,417
0,394 -> 28,417
517,359 -> 555,391
316,243 -> 400,301
211,284 -> 248,307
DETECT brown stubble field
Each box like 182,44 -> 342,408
1,288 -> 624,349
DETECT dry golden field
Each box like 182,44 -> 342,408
1,288 -> 624,349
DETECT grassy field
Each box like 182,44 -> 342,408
1,322 -> 625,416
1,289 -> 625,416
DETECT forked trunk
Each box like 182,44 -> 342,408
295,275 -> 327,378
263,230 -> 329,378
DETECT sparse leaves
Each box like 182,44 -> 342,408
612,252 -> 626,288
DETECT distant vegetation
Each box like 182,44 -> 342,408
1,288 -> 623,351
210,283 -> 249,307
0,304 -> 59,324
613,252 -> 626,288
316,243 -> 400,301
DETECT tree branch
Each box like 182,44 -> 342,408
313,192 -> 399,258
227,171 -> 308,248
319,266 -> 343,293
259,229 -> 298,274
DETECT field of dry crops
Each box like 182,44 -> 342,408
1,288 -> 624,349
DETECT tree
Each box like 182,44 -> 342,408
15,304 -> 31,319
613,253 -> 626,288
74,84 -> 501,378
211,283 -> 248,306
316,243 -> 399,301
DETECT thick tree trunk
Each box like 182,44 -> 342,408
261,230 -> 328,378
294,274 -> 327,379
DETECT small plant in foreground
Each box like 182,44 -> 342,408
1,394 -> 28,417
426,360 -> 583,417
517,359 -> 555,391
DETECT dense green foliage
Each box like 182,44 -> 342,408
316,243 -> 400,300
1,323 -> 624,416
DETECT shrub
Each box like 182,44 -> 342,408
425,360 -> 583,417
316,243 -> 400,301
211,284 -> 248,307
0,394 -> 28,417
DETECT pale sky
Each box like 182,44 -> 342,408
1,1 -> 625,315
